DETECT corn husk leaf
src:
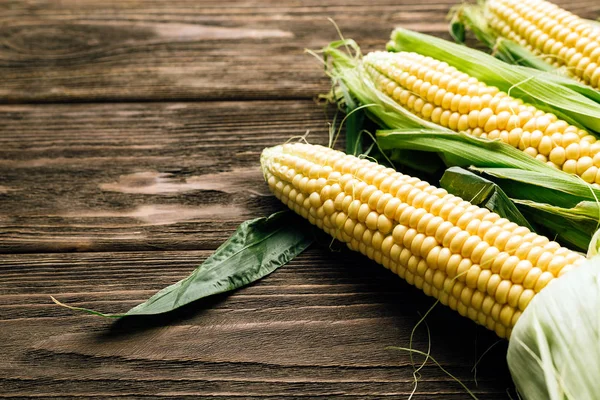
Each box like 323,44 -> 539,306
588,228 -> 600,258
440,166 -> 532,229
387,28 -> 600,133
377,130 -> 600,205
508,255 -> 600,400
472,167 -> 600,208
448,9 -> 467,45
53,211 -> 314,317
495,39 -> 560,72
378,129 -> 554,172
514,200 -> 599,250
337,77 -> 364,156
389,148 -> 444,176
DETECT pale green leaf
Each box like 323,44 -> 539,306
377,130 -> 553,173
514,200 -> 599,250
473,167 -> 600,208
508,255 -> 600,400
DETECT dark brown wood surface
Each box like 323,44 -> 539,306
1,1 -> 597,398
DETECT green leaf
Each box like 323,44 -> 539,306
440,167 -> 532,230
377,130 -> 552,173
389,148 -> 444,176
514,200 -> 599,251
588,229 -> 600,258
473,167 -> 600,208
53,211 -> 314,317
339,80 -> 364,156
376,129 -> 598,205
496,39 -> 558,73
449,4 -> 501,52
376,130 -> 600,203
448,10 -> 466,44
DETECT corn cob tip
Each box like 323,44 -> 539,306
261,145 -> 283,180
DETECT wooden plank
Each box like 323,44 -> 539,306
0,249 -> 514,398
1,0 -> 595,102
0,100 -> 334,253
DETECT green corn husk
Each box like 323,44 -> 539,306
469,167 -> 599,207
514,200 -> 600,250
322,34 -> 600,250
439,166 -> 533,229
376,130 -> 600,206
508,254 -> 600,399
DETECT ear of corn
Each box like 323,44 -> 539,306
485,0 -> 600,89
364,49 -> 600,182
261,142 -> 586,338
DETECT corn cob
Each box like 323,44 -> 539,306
363,50 -> 600,183
261,143 -> 585,338
485,0 -> 600,89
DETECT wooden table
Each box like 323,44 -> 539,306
1,1 -> 598,398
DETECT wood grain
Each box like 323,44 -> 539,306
0,249 -> 514,398
0,0 -> 452,103
3,1 -> 599,398
0,101 -> 332,253
1,0 -> 595,103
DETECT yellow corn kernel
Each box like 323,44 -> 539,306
261,143 -> 585,339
